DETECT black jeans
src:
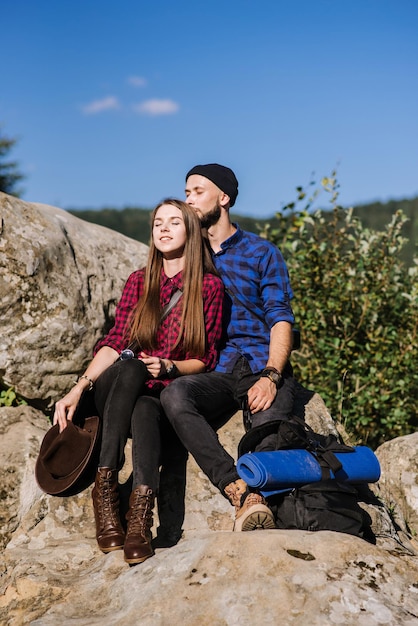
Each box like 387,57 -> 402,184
160,356 -> 296,494
94,359 -> 187,493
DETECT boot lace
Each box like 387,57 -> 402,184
97,471 -> 119,524
127,492 -> 153,536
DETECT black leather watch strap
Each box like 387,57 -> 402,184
260,367 -> 282,387
166,362 -> 180,379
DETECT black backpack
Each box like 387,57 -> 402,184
238,416 -> 368,539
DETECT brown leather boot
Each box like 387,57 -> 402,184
92,468 -> 125,553
124,485 -> 155,565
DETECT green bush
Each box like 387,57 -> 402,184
0,384 -> 27,408
261,174 -> 418,447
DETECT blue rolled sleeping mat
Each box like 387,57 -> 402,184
236,446 -> 381,498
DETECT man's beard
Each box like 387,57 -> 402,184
199,202 -> 221,229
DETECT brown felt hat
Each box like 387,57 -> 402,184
35,416 -> 100,496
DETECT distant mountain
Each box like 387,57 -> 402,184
67,206 -> 153,244
68,196 -> 418,266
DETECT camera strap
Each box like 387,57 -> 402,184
160,287 -> 183,322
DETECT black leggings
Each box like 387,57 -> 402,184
94,359 -> 187,492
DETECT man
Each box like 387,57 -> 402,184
160,163 -> 296,531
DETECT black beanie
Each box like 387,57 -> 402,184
186,163 -> 239,207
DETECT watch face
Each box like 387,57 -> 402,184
167,363 -> 179,379
261,369 -> 281,386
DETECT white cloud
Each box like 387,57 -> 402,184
81,96 -> 120,115
128,75 -> 147,87
133,99 -> 179,116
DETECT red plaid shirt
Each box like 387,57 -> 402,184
94,267 -> 224,389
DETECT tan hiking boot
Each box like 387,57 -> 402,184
234,492 -> 276,532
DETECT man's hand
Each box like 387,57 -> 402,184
247,376 -> 277,414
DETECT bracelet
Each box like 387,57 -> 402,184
74,375 -> 94,391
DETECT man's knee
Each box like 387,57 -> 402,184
160,378 -> 193,415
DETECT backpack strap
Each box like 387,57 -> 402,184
238,420 -> 284,457
237,413 -> 354,478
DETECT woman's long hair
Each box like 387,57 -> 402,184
128,198 -> 217,356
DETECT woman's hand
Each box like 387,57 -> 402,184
53,347 -> 119,432
53,385 -> 84,432
139,352 -> 167,378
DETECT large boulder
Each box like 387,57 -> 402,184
374,432 -> 418,536
0,192 -> 148,405
0,406 -> 48,549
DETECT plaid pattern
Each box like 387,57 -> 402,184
94,267 -> 224,389
213,225 -> 294,374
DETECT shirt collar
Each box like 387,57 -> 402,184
161,267 -> 184,289
219,223 -> 243,251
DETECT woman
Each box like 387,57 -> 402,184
54,199 -> 224,564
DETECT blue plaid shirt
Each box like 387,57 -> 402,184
213,225 -> 294,374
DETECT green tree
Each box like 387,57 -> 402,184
261,174 -> 418,447
0,127 -> 25,196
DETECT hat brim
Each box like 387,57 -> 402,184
35,416 -> 101,496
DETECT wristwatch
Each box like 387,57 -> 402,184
166,361 -> 179,379
260,367 -> 282,388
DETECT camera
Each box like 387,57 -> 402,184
119,349 -> 135,361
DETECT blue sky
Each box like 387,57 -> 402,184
2,0 -> 418,218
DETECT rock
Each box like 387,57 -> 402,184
374,432 -> 418,536
1,404 -> 418,625
0,193 -> 148,405
0,406 -> 48,550
3,529 -> 418,626
293,381 -> 348,440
